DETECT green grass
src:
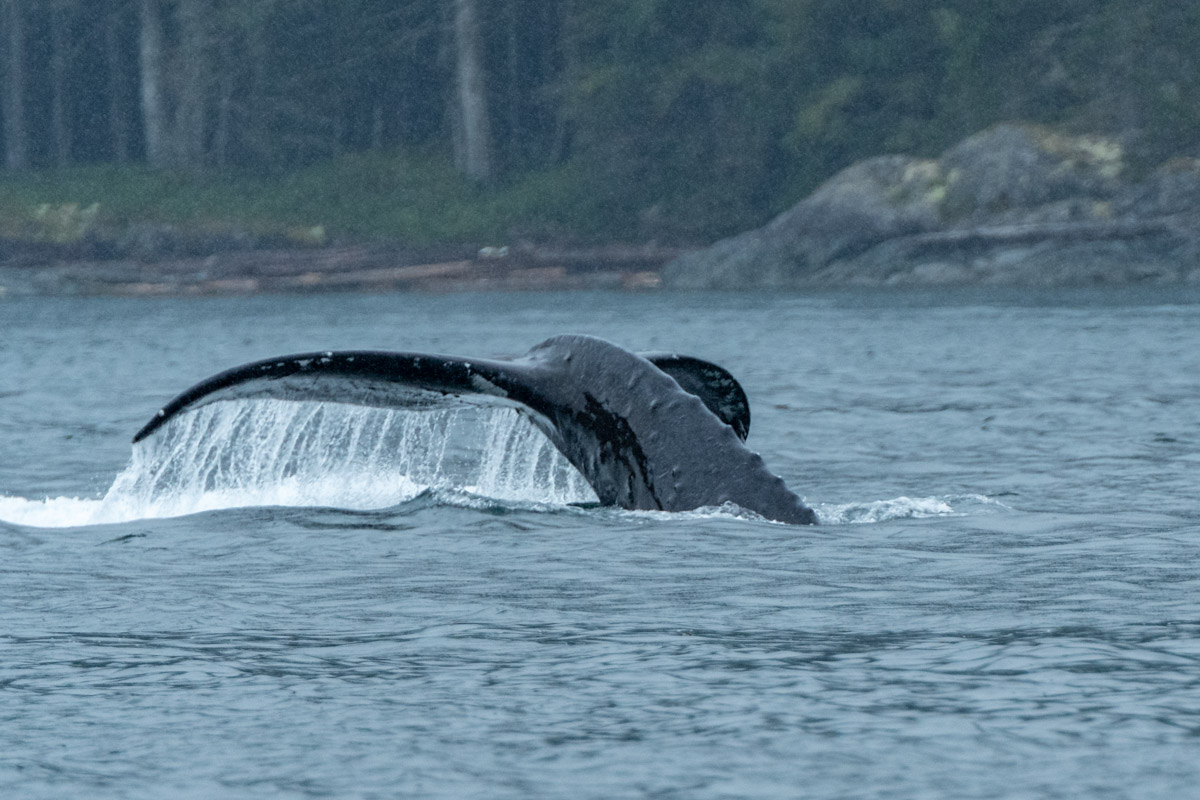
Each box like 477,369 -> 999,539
0,149 -> 626,247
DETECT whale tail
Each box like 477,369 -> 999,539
133,335 -> 815,524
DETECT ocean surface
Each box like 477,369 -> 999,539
2,287 -> 1198,799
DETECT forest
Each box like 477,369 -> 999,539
2,0 -> 1199,245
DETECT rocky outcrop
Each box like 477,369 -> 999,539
664,124 -> 1200,288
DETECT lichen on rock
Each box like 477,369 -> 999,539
663,123 -> 1199,289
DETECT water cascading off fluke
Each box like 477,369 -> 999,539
93,400 -> 596,522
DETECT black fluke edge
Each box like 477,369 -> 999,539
133,335 -> 816,525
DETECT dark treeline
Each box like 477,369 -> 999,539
2,0 -> 1199,240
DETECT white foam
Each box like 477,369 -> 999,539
0,401 -> 1009,530
817,494 -> 1009,524
1,400 -> 596,528
0,495 -> 104,529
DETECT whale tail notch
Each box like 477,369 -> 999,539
640,353 -> 750,441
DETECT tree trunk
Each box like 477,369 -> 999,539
105,3 -> 130,163
175,0 -> 208,166
2,0 -> 28,170
371,104 -> 384,151
452,0 -> 492,182
244,20 -> 270,163
505,0 -> 521,170
138,0 -> 170,166
50,2 -> 72,166
213,34 -> 233,168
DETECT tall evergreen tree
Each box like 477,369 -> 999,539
452,0 -> 492,181
2,0 -> 28,170
49,0 -> 73,165
138,0 -> 169,167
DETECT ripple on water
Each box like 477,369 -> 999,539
4,290 -> 1200,798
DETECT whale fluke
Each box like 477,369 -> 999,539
133,335 -> 816,524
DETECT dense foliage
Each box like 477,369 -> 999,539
2,0 -> 1198,243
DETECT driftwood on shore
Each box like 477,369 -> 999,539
14,125 -> 1200,296
0,241 -> 678,297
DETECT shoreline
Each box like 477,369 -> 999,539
5,232 -> 1200,299
0,241 -> 676,297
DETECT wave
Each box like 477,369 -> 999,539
0,400 -> 1010,529
0,492 -> 1011,529
816,494 -> 1011,524
0,400 -> 595,529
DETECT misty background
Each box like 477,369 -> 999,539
1,0 -> 1198,244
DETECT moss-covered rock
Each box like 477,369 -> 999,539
940,124 -> 1124,221
664,124 -> 1200,289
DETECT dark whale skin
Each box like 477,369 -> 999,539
133,335 -> 816,525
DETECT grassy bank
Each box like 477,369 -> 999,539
0,149 -> 621,249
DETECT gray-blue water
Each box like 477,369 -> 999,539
2,288 -> 1198,799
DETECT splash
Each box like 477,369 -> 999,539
1,400 -> 596,528
817,494 -> 1010,524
